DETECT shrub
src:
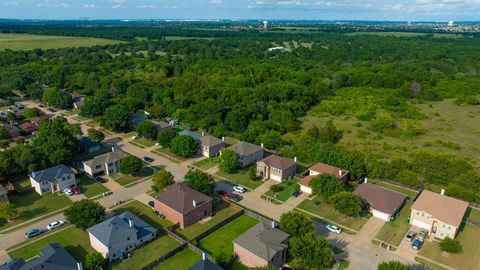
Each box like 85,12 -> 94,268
119,156 -> 143,175
215,252 -> 234,268
440,237 -> 462,253
270,184 -> 284,193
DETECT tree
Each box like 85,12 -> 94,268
215,252 -> 234,269
378,261 -> 411,270
119,156 -> 143,175
65,199 -> 105,230
137,120 -> 157,140
157,129 -> 178,148
0,126 -> 9,140
311,174 -> 344,200
101,105 -> 131,131
41,87 -> 71,109
23,108 -> 42,119
440,237 -> 462,253
87,128 -> 105,142
256,130 -> 285,150
152,169 -> 174,192
170,135 -> 198,157
330,192 -> 361,217
279,211 -> 314,237
290,233 -> 334,269
184,169 -> 215,194
85,252 -> 105,270
218,148 -> 239,173
370,112 -> 396,133
0,202 -> 19,221
146,104 -> 166,119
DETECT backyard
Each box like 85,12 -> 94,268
216,166 -> 263,190
369,179 -> 418,199
375,203 -> 412,246
193,156 -> 220,170
264,178 -> 299,203
152,147 -> 188,162
113,200 -> 175,229
77,176 -> 109,198
112,166 -> 155,186
153,248 -> 200,270
198,214 -> 259,257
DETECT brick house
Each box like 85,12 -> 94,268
228,142 -> 264,168
83,149 -> 126,177
199,136 -> 225,157
154,183 -> 213,228
353,183 -> 406,221
19,114 -> 54,134
87,211 -> 157,262
233,222 -> 289,269
299,162 -> 349,194
410,189 -> 468,239
29,165 -> 76,195
256,155 -> 296,182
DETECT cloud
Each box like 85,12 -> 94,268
137,4 -> 156,8
4,1 -> 18,6
82,3 -> 98,8
210,0 -> 223,4
37,0 -> 71,8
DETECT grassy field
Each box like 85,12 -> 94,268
216,166 -> 263,190
153,248 -> 200,270
114,166 -> 155,186
419,224 -> 480,270
113,200 -> 175,229
375,203 -> 411,246
8,226 -> 94,262
193,156 -> 220,170
198,214 -> 259,257
466,207 -> 480,221
77,176 -> 109,198
0,33 -> 121,51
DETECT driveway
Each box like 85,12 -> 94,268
356,217 -> 386,242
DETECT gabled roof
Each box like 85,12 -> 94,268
79,137 -> 100,149
178,130 -> 202,141
151,120 -> 171,131
188,259 -> 224,270
83,151 -> 126,168
200,136 -> 224,147
412,190 -> 468,228
258,155 -> 295,171
298,175 -> 316,188
229,142 -> 263,157
30,165 -> 74,183
233,222 -> 289,261
155,183 -> 212,215
353,183 -> 406,216
87,211 -> 156,248
0,243 -> 78,270
131,114 -> 149,128
309,162 -> 349,180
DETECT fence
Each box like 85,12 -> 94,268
139,243 -> 187,270
193,209 -> 245,242
465,217 -> 480,227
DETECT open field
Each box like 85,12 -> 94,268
375,203 -> 412,246
77,176 -> 109,198
369,179 -> 418,199
0,33 -> 121,51
153,248 -> 200,270
345,32 -> 463,38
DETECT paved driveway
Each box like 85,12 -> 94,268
356,217 -> 386,241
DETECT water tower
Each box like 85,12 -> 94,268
263,20 -> 268,29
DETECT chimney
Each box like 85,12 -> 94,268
202,252 -> 206,261
128,218 -> 134,228
364,177 -> 368,184
77,262 -> 84,270
222,136 -> 225,142
271,220 -> 277,228
441,188 -> 445,196
294,157 -> 297,163
193,200 -> 197,207
111,147 -> 116,152
338,169 -> 342,176
32,171 -> 37,178
261,143 -> 264,149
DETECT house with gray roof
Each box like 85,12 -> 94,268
228,142 -> 264,168
79,137 -> 101,153
83,148 -> 126,177
0,243 -> 81,270
189,254 -> 224,270
29,165 -> 76,196
87,211 -> 157,262
233,222 -> 289,269
178,130 -> 203,141
200,135 -> 225,157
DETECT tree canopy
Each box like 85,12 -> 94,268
119,156 -> 143,175
65,199 -> 105,230
218,148 -> 239,174
170,135 -> 198,157
184,169 -> 215,194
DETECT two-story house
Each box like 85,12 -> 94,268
199,135 -> 225,157
256,155 -> 296,182
83,149 -> 126,177
29,165 -> 76,195
299,162 -> 349,195
228,142 -> 264,168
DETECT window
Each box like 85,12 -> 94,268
127,237 -> 130,241
95,165 -> 101,169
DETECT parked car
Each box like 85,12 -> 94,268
227,193 -> 241,202
291,190 -> 301,198
47,220 -> 65,231
406,231 -> 417,242
47,108 -> 55,112
417,230 -> 428,241
148,201 -> 155,207
95,177 -> 106,183
233,186 -> 246,193
143,157 -> 154,163
326,224 -> 342,234
38,104 -> 45,108
412,239 -> 423,250
216,190 -> 228,197
70,185 -> 81,195
63,188 -> 74,196
25,228 -> 44,238
132,134 -> 139,139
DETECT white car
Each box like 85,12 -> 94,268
233,186 -> 246,193
63,188 -> 74,196
326,224 -> 342,234
47,220 -> 65,230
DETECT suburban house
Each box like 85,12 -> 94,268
353,183 -> 406,221
188,254 -> 224,270
83,149 -> 126,177
87,211 -> 157,262
199,135 -> 225,157
2,124 -> 21,138
130,114 -> 149,129
299,162 -> 349,194
0,185 -> 8,201
410,189 -> 468,239
79,137 -> 101,153
71,93 -> 85,109
151,120 -> 172,132
256,155 -> 296,182
233,222 -> 289,269
0,243 -> 81,270
19,114 -> 54,134
154,183 -> 213,228
29,165 -> 76,195
178,130 -> 203,141
228,142 -> 264,168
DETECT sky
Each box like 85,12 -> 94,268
0,0 -> 479,21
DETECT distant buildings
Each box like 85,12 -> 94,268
29,165 -> 76,195
79,137 -> 101,153
267,47 -> 286,52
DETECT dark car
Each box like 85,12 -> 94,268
227,193 -> 241,202
38,104 -> 45,108
25,228 -> 44,238
95,177 -> 106,183
47,108 -> 55,112
406,231 -> 417,242
143,157 -> 154,163
217,190 -> 228,197
70,185 -> 81,195
412,239 -> 423,250
292,190 -> 301,198
148,201 -> 155,207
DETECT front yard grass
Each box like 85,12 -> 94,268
0,191 -> 72,231
198,214 -> 259,257
375,203 -> 411,246
11,177 -> 31,192
418,224 -> 480,270
264,179 -> 299,202
8,226 -> 94,262
175,201 -> 243,241
297,197 -> 368,232
109,235 -> 182,270
133,138 -> 156,147
114,166 -> 155,186
77,176 -> 109,198
193,156 -> 220,170
153,248 -> 200,270
152,147 -> 189,162
369,179 -> 418,199
113,200 -> 175,229
216,167 -> 263,190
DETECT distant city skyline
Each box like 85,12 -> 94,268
1,0 -> 479,21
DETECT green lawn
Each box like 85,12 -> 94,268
109,235 -> 182,270
466,207 -> 480,222
115,166 -> 155,186
216,167 -> 263,190
375,203 -> 411,246
0,191 -> 72,231
8,226 -> 94,262
153,248 -> 201,270
152,147 -> 188,162
113,200 -> 175,229
264,179 -> 299,202
133,138 -> 156,147
193,156 -> 220,170
175,202 -> 243,241
369,179 -> 418,199
11,177 -> 31,192
198,214 -> 259,257
337,260 -> 349,270
418,224 -> 480,270
297,197 -> 368,232
77,176 -> 109,198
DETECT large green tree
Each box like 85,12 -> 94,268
101,105 -> 131,131
65,199 -> 105,230
377,261 -> 411,270
279,211 -> 314,237
119,156 -> 143,175
0,202 -> 19,221
184,169 -> 215,194
136,120 -> 157,140
218,148 -> 239,173
152,169 -> 175,192
311,174 -> 344,200
41,87 -> 71,109
0,126 -> 9,140
170,135 -> 198,157
330,191 -> 362,217
85,252 -> 105,270
157,129 -> 178,148
87,128 -> 105,142
290,233 -> 335,269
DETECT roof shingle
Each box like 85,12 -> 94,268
155,183 -> 213,214
353,183 -> 406,216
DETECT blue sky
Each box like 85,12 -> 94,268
1,0 -> 479,21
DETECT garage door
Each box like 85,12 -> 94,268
412,219 -> 431,230
271,174 -> 282,182
300,185 -> 312,195
372,209 -> 390,221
